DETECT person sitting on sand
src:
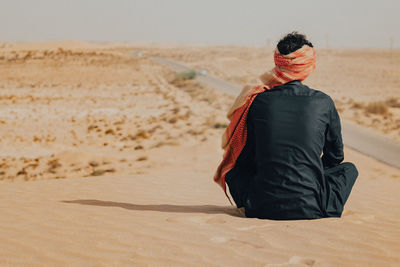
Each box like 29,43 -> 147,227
213,32 -> 358,220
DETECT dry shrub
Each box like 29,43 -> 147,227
174,70 -> 196,81
89,161 -> 99,167
90,168 -> 115,176
47,158 -> 62,173
105,128 -> 115,135
201,96 -> 216,104
147,125 -> 162,134
151,140 -> 180,148
170,107 -> 180,114
186,128 -> 207,136
168,116 -> 177,124
385,97 -> 400,108
365,101 -> 389,115
120,134 -> 137,141
213,122 -> 228,129
136,156 -> 148,161
170,71 -> 196,88
135,130 -> 149,139
204,115 -> 228,129
193,82 -> 203,88
351,102 -> 364,109
17,169 -> 27,176
394,120 -> 400,130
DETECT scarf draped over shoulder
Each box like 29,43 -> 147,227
213,45 -> 316,202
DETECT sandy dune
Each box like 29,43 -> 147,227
1,145 -> 399,266
0,42 -> 399,266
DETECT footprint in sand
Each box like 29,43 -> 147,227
205,217 -> 226,224
287,256 -> 316,266
210,236 -> 229,244
236,224 -> 273,231
265,256 -> 316,266
361,214 -> 375,220
165,217 -> 177,223
343,210 -> 375,222
187,214 -> 231,226
342,210 -> 356,216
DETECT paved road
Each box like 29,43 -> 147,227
151,56 -> 400,169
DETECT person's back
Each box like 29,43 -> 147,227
220,32 -> 358,220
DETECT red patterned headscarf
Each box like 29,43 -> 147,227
213,45 -> 316,203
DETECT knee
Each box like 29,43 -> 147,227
342,162 -> 358,178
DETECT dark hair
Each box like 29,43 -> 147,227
277,32 -> 313,55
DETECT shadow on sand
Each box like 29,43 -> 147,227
61,199 -> 243,217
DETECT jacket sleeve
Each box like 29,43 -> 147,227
321,99 -> 344,169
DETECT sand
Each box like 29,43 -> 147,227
0,41 -> 399,266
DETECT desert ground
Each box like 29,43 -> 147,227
0,41 -> 399,266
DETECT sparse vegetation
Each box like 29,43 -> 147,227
213,122 -> 228,129
151,140 -> 180,148
89,161 -> 99,167
204,115 -> 228,129
169,70 -> 197,89
174,70 -> 196,81
385,97 -> 400,108
351,102 -> 364,109
135,130 -> 149,139
47,158 -> 62,173
0,44 -> 239,183
90,168 -> 116,176
105,128 -> 115,135
136,156 -> 148,161
341,97 -> 400,139
193,82 -> 203,88
365,101 -> 389,115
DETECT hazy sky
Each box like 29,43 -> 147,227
1,0 -> 399,48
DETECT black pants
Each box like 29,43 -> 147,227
322,162 -> 358,217
226,162 -> 358,219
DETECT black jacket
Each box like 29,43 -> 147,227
226,80 -> 344,219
